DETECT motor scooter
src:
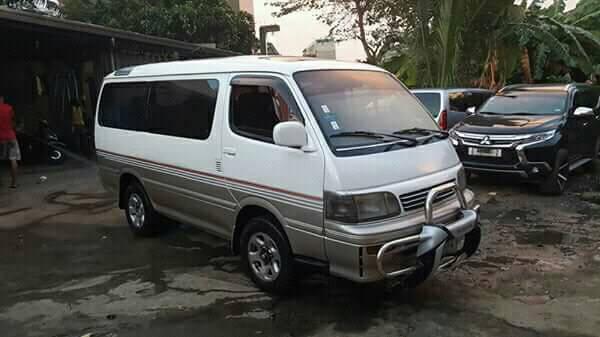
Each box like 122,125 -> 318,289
17,120 -> 67,165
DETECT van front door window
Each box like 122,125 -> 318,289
230,78 -> 301,143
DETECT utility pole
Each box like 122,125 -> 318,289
259,25 -> 280,55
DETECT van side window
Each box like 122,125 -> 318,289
99,83 -> 148,131
230,77 -> 302,143
148,79 -> 219,140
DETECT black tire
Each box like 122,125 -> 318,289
586,137 -> 600,172
540,149 -> 569,195
240,216 -> 295,293
124,181 -> 162,236
47,149 -> 65,165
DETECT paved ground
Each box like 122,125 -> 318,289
1,162 -> 599,337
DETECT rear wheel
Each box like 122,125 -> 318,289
586,137 -> 600,172
240,216 -> 294,293
124,182 -> 162,236
48,148 -> 65,165
540,149 -> 569,195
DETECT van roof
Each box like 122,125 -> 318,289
106,55 -> 383,79
500,83 -> 600,93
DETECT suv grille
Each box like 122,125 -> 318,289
399,181 -> 456,212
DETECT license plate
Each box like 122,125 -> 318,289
468,147 -> 502,157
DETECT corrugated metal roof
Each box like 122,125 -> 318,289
0,6 -> 239,57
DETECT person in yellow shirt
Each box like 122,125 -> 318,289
71,99 -> 86,153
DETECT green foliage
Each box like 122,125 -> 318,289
62,0 -> 256,53
382,0 -> 600,89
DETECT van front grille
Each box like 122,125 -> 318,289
399,181 -> 456,212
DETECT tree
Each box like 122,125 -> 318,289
384,0 -> 600,89
270,0 -> 413,64
62,0 -> 256,53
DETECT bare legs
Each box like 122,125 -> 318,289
9,159 -> 17,188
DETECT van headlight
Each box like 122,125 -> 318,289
325,192 -> 401,223
457,167 -> 467,191
519,130 -> 556,145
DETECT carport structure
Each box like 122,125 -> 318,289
0,7 -> 238,159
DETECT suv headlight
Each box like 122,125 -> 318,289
325,192 -> 401,223
519,130 -> 556,145
448,129 -> 459,146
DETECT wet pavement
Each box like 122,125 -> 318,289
1,164 -> 599,337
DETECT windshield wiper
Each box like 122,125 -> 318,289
394,128 -> 448,138
331,130 -> 418,143
509,112 -> 540,116
330,131 -> 385,139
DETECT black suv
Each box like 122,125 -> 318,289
450,84 -> 600,194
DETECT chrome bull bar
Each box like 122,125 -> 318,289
376,182 -> 480,278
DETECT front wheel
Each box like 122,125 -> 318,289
540,149 -> 569,195
48,148 -> 65,165
240,216 -> 295,293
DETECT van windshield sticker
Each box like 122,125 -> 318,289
321,105 -> 331,113
330,121 -> 340,130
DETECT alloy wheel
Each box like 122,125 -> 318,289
247,232 -> 281,282
557,162 -> 569,191
128,193 -> 145,228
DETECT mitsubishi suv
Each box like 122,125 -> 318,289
450,84 -> 600,195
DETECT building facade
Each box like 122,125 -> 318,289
302,39 -> 336,60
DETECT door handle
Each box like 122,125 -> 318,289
223,147 -> 237,156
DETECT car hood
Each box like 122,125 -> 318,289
455,114 -> 563,134
324,140 -> 461,193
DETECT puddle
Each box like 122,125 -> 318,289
45,191 -> 115,212
500,209 -> 540,223
463,261 -> 498,269
514,230 -> 565,245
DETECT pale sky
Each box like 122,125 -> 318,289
253,0 -> 580,61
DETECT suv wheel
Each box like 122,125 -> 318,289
124,182 -> 162,236
240,216 -> 294,293
587,137 -> 600,172
541,149 -> 569,195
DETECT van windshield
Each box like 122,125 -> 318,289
294,70 -> 439,156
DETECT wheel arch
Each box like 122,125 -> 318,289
118,169 -> 144,209
231,197 -> 289,255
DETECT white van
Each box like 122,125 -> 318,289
95,56 -> 481,292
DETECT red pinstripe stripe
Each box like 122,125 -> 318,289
96,149 -> 323,202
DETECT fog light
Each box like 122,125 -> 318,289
531,167 -> 539,174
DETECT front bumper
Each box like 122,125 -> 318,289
326,182 -> 481,283
452,133 -> 559,180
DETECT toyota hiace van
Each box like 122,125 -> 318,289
95,56 -> 481,292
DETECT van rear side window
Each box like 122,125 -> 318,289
149,80 -> 219,140
98,79 -> 219,140
99,83 -> 148,131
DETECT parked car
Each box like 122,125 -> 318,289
95,56 -> 481,293
412,89 -> 494,130
450,83 -> 600,195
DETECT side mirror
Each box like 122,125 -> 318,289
573,106 -> 594,117
466,106 -> 476,114
273,121 -> 308,149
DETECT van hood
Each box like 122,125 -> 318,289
324,140 -> 460,192
455,114 -> 563,134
